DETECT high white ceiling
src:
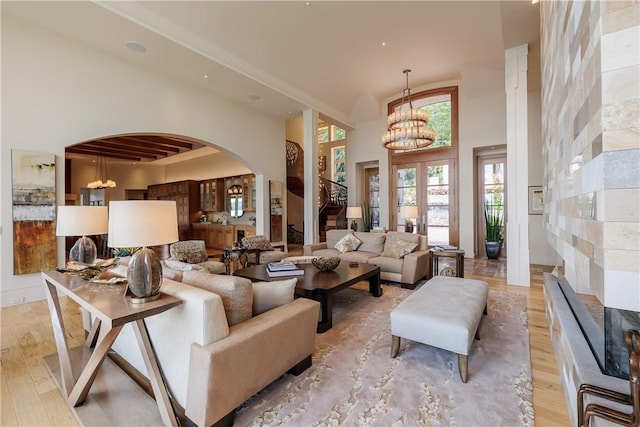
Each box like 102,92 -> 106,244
3,1 -> 540,129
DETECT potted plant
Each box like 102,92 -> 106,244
361,200 -> 372,232
484,203 -> 503,259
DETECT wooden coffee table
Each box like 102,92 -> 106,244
234,262 -> 382,332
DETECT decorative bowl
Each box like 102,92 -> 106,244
312,256 -> 341,272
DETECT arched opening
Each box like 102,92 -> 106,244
63,133 -> 258,257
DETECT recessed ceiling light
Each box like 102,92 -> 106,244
248,94 -> 261,101
126,41 -> 146,53
381,42 -> 386,47
305,2 -> 310,6
203,74 -> 209,79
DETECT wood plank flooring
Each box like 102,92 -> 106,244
0,258 -> 570,426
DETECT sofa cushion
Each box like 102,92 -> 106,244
338,251 -> 379,264
161,262 -> 184,282
368,256 -> 404,274
325,229 -> 354,249
251,278 -> 297,316
382,239 -> 418,258
181,271 -> 253,326
334,233 -> 362,253
312,248 -> 341,257
354,232 -> 386,255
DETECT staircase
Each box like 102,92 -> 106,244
286,140 -> 348,243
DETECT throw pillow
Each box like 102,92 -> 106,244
334,233 -> 362,253
242,236 -> 273,250
181,271 -> 253,326
381,240 -> 418,259
252,278 -> 297,316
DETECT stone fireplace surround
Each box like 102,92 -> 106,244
544,274 -> 633,426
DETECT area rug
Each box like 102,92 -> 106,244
235,282 -> 534,426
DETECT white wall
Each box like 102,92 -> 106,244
349,79 -> 551,267
1,16 -> 286,306
527,90 -> 558,266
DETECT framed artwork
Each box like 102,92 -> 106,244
318,155 -> 326,172
528,186 -> 544,215
12,150 -> 57,274
269,180 -> 283,241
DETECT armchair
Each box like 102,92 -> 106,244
241,235 -> 286,265
165,240 -> 226,274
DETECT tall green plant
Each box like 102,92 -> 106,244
361,200 -> 372,232
484,203 -> 504,243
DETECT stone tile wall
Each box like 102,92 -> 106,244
540,0 -> 639,311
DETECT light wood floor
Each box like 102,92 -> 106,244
0,258 -> 570,426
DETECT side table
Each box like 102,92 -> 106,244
41,270 -> 182,426
429,249 -> 465,279
223,247 -> 249,274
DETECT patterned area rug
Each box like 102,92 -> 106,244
235,282 -> 534,426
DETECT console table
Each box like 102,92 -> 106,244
41,270 -> 182,426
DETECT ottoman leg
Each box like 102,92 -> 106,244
391,335 -> 401,358
458,354 -> 468,383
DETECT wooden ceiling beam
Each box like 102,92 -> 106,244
66,146 -> 143,161
86,140 -> 172,157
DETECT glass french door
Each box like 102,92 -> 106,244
477,154 -> 506,257
365,168 -> 380,229
392,160 -> 458,247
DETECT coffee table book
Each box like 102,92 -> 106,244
266,267 -> 304,277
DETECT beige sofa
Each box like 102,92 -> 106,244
304,229 -> 430,289
106,264 -> 320,427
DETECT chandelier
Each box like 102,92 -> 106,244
382,69 -> 436,150
87,152 -> 116,189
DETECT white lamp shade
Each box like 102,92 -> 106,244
108,200 -> 179,248
399,205 -> 419,219
346,206 -> 362,219
56,206 -> 108,236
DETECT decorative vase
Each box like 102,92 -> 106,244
69,236 -> 97,264
485,241 -> 501,259
127,247 -> 163,303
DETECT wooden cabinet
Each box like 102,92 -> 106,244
200,179 -> 223,212
191,223 -> 208,242
234,225 -> 256,241
242,174 -> 256,212
148,180 -> 200,241
209,225 -> 234,249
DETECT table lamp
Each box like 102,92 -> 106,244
346,206 -> 362,231
400,205 -> 418,233
56,206 -> 109,264
108,200 -> 178,304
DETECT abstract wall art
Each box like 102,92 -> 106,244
12,150 -> 57,274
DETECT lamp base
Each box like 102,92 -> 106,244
69,236 -> 97,264
129,293 -> 161,305
350,220 -> 358,232
404,220 -> 414,234
126,247 -> 162,302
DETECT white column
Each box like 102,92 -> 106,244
303,109 -> 319,244
505,44 -> 530,287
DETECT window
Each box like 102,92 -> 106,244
332,146 -> 346,185
389,86 -> 459,246
318,123 -> 345,143
388,90 -> 454,152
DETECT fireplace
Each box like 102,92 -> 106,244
557,276 -> 639,380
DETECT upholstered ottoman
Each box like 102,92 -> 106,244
390,276 -> 489,383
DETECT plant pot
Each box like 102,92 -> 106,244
485,241 -> 501,259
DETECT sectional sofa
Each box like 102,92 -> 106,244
104,264 -> 320,427
303,229 -> 430,289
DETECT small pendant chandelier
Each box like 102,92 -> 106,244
87,152 -> 116,189
382,69 -> 436,150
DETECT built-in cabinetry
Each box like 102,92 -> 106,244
199,179 -> 224,212
148,180 -> 200,241
191,224 -> 256,249
242,174 -> 256,212
225,174 -> 256,213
